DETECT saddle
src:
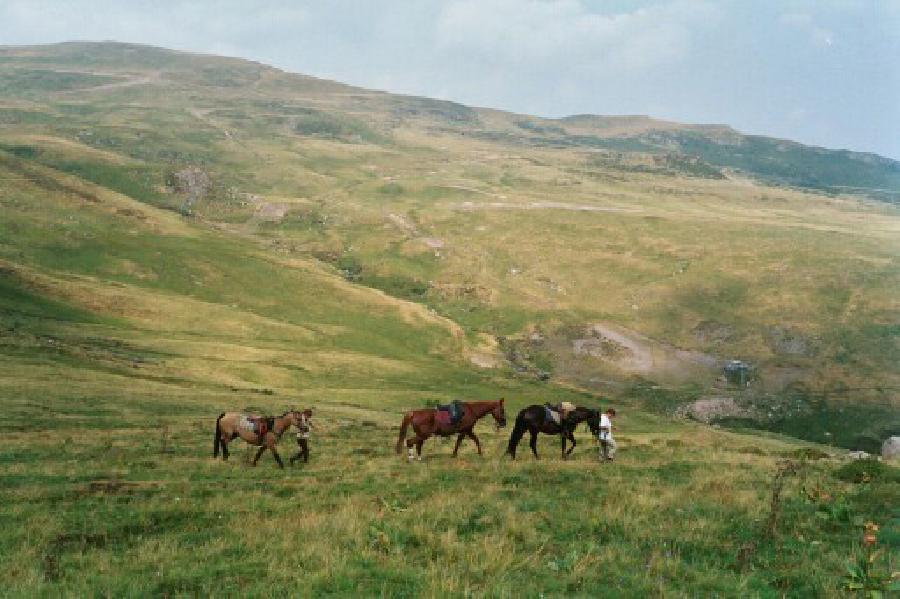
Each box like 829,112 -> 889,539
544,402 -> 576,427
435,400 -> 464,427
249,416 -> 274,439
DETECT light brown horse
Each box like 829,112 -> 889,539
395,400 -> 507,461
213,410 -> 307,468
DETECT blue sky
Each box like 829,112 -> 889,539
2,0 -> 898,159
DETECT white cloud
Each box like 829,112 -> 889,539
434,0 -> 715,73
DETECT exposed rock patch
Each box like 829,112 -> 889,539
567,322 -> 718,381
676,397 -> 756,423
766,326 -> 816,356
169,166 -> 211,214
432,283 -> 494,302
882,436 -> 900,461
846,450 -> 873,460
576,324 -> 652,370
255,202 -> 288,222
386,213 -> 417,235
692,320 -> 735,345
469,353 -> 498,368
573,335 -> 632,361
170,167 -> 211,198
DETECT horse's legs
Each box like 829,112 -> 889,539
271,446 -> 284,469
407,433 -> 427,461
529,430 -> 539,459
252,445 -> 266,466
565,431 -> 577,457
223,433 -> 240,461
467,431 -> 483,456
452,433 -> 465,457
289,439 -> 308,466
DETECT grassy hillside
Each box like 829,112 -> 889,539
0,42 -> 898,595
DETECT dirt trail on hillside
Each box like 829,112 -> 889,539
573,322 -> 718,380
457,201 -> 640,213
56,70 -> 163,94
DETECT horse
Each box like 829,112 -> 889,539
395,399 -> 507,461
505,405 -> 600,460
213,410 -> 307,468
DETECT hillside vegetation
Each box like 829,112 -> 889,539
0,42 -> 898,595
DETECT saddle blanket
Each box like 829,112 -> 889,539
238,415 -> 270,437
238,415 -> 256,432
544,406 -> 561,426
435,401 -> 464,427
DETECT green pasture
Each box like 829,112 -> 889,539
0,42 -> 898,595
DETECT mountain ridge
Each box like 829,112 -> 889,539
2,41 -> 898,199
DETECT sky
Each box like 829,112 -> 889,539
2,0 -> 898,159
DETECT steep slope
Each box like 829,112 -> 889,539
1,41 -> 897,448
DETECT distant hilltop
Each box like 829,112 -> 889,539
1,41 -> 898,202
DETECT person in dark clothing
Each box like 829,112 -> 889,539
289,409 -> 313,465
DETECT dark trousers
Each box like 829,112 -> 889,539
290,438 -> 309,464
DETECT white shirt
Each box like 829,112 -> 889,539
599,414 -> 613,441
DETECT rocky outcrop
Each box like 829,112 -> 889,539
847,450 -> 872,460
882,436 -> 900,461
675,396 -> 756,424
692,320 -> 735,346
169,167 -> 211,214
766,326 -> 816,356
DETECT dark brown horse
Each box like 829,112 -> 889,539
506,405 -> 600,460
395,400 -> 507,461
213,410 -> 307,468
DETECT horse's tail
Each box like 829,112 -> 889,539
213,413 -> 224,457
396,412 -> 413,454
506,412 -> 528,457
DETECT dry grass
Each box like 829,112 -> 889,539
1,42 -> 897,595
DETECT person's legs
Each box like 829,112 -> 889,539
289,437 -> 309,465
300,438 -> 309,462
606,437 -> 617,460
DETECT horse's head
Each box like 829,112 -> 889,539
585,408 -> 601,437
286,409 -> 312,431
491,399 -> 507,429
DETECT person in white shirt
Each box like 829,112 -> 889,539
598,408 -> 617,461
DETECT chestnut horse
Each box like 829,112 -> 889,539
506,405 -> 600,460
213,410 -> 308,468
395,399 -> 507,461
